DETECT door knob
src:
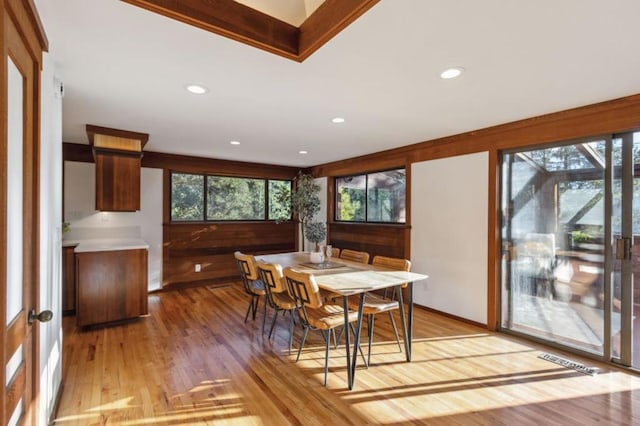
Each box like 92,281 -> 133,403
28,309 -> 53,325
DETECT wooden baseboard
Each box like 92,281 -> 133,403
414,303 -> 488,329
160,278 -> 234,292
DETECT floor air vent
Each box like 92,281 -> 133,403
538,353 -> 599,376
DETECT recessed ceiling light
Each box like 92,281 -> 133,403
185,84 -> 208,94
331,117 -> 345,124
299,150 -> 308,154
440,67 -> 464,79
230,140 -> 240,145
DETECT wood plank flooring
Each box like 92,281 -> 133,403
53,283 -> 640,425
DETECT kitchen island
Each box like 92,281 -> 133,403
71,238 -> 149,327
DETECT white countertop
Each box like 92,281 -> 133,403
66,238 -> 149,253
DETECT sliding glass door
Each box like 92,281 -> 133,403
501,132 -> 640,367
611,132 -> 640,368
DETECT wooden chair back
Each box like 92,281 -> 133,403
256,262 -> 287,295
372,255 -> 411,288
340,249 -> 370,264
283,267 -> 323,310
234,251 -> 259,280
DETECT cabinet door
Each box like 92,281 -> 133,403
95,152 -> 141,211
62,246 -> 76,313
76,249 -> 148,327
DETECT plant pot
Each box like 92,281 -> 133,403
309,251 -> 324,264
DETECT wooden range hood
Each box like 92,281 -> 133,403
86,125 -> 149,212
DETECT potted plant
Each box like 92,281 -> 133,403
271,172 -> 322,251
305,221 -> 327,262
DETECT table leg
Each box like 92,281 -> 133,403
397,283 -> 414,361
342,295 -> 351,388
408,282 -> 414,361
348,293 -> 365,390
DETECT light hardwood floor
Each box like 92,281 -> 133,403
54,283 -> 640,425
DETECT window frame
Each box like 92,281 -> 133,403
169,171 -> 292,223
334,167 -> 406,224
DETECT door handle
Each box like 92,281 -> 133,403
616,237 -> 632,261
28,309 -> 53,325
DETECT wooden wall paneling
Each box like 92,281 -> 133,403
330,223 -> 407,260
162,221 -> 295,287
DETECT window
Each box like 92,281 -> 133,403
335,169 -> 405,223
170,172 -> 291,221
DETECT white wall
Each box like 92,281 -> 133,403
64,162 -> 163,291
38,53 -> 63,425
411,152 -> 488,324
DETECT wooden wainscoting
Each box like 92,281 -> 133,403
163,221 -> 295,287
329,222 -> 409,261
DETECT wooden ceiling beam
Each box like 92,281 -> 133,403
122,0 -> 299,58
120,0 -> 379,62
299,0 -> 379,61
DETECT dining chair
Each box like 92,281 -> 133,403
234,251 -> 268,333
256,261 -> 297,354
283,266 -> 360,386
340,249 -> 370,264
360,256 -> 411,365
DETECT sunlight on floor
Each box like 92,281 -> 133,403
53,379 -> 261,425
347,333 -> 640,423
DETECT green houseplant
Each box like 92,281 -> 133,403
272,172 -> 321,251
304,221 -> 326,251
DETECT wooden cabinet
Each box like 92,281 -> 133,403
95,151 -> 141,211
62,245 -> 77,314
76,248 -> 148,327
87,124 -> 148,212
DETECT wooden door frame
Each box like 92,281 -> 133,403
1,0 -> 47,424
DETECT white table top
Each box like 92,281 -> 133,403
256,252 -> 428,296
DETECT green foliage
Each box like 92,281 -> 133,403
571,230 -> 592,243
171,173 -> 292,221
269,180 -> 291,220
304,221 -> 326,249
171,173 -> 204,220
338,188 -> 365,221
272,172 -> 321,249
207,176 -> 265,220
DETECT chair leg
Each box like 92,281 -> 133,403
251,295 -> 259,320
244,297 -> 253,323
388,311 -> 402,352
287,310 -> 295,355
324,330 -> 330,386
296,327 -> 310,362
268,309 -> 279,340
261,295 -> 268,335
367,314 -> 375,366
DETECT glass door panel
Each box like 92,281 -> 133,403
502,141 -> 607,355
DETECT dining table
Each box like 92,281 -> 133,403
255,251 -> 428,390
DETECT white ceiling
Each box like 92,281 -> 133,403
34,0 -> 640,168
